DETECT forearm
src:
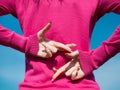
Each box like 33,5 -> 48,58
79,26 -> 120,75
0,25 -> 39,56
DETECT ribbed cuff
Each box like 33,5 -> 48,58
78,26 -> 120,76
78,50 -> 94,76
25,34 -> 39,57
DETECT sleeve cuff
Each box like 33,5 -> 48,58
25,34 -> 39,57
78,26 -> 120,76
78,50 -> 94,76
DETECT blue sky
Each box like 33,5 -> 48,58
0,13 -> 120,90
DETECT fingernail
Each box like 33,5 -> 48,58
51,78 -> 54,82
72,43 -> 77,46
65,72 -> 69,76
53,67 -> 57,72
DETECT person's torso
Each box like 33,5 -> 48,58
16,0 -> 100,90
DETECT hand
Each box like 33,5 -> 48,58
37,22 -> 76,58
52,50 -> 85,81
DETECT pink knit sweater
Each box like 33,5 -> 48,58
0,0 -> 120,90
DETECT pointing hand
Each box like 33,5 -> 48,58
37,22 -> 76,58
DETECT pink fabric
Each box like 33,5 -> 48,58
0,25 -> 39,56
0,0 -> 120,90
79,26 -> 120,75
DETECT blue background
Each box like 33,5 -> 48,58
0,13 -> 120,90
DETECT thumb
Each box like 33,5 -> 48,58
65,50 -> 79,58
66,43 -> 76,48
37,22 -> 51,39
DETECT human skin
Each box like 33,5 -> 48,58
37,22 -> 85,81
37,22 -> 76,58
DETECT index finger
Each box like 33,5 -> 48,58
52,60 -> 72,81
38,22 -> 51,37
53,42 -> 75,52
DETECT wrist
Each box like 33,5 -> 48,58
25,34 -> 39,57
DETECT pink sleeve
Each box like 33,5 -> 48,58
0,0 -> 39,56
98,0 -> 120,15
79,26 -> 120,75
0,0 -> 16,16
0,25 -> 39,57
